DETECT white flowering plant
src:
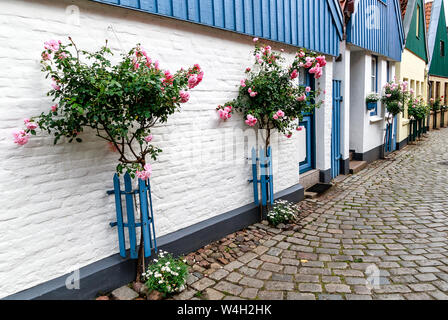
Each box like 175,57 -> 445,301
365,92 -> 380,103
267,200 -> 297,226
143,250 -> 188,296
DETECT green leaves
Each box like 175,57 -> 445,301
31,39 -> 203,176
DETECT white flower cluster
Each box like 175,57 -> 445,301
267,199 -> 297,224
142,250 -> 186,293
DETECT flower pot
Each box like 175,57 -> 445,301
366,101 -> 377,111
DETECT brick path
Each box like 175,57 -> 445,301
174,129 -> 448,300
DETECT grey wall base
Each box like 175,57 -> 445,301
5,183 -> 304,300
341,158 -> 350,175
397,137 -> 408,150
319,169 -> 331,183
353,144 -> 383,163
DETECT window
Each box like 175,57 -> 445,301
441,40 -> 445,57
416,5 -> 420,38
370,56 -> 378,116
371,56 -> 378,92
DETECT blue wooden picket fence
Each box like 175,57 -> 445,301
107,173 -> 157,259
249,146 -> 274,206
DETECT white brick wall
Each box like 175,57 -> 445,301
0,0 -> 332,297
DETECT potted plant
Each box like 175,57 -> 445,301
13,38 -> 203,282
366,92 -> 380,111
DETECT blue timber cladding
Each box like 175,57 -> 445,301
92,0 -> 344,56
347,0 -> 405,61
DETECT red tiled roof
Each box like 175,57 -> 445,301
426,1 -> 433,32
401,0 -> 409,19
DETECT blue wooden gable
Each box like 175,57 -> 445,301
92,0 -> 344,56
347,0 -> 405,61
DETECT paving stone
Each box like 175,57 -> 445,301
346,294 -> 372,300
111,286 -> 139,300
204,288 -> 224,300
260,254 -> 280,263
408,283 -> 437,292
295,274 -> 320,283
261,262 -> 284,273
226,272 -> 243,283
267,247 -> 283,257
173,289 -> 197,300
191,277 -> 216,291
325,284 -> 351,293
239,277 -> 264,289
239,266 -> 258,277
238,252 -> 258,264
264,281 -> 295,291
284,266 -> 298,274
298,283 -> 322,293
272,273 -> 293,282
247,259 -> 263,269
209,269 -> 229,281
403,292 -> 433,300
287,292 -> 316,300
414,273 -> 438,282
214,281 -> 244,296
256,270 -> 272,280
224,261 -> 243,271
318,294 -> 343,300
257,291 -> 283,300
240,288 -> 258,299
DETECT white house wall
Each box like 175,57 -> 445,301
0,0 -> 334,298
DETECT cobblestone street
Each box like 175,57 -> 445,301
175,129 -> 448,300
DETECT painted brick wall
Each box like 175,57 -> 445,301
0,0 -> 330,297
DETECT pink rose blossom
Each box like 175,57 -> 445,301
248,88 -> 258,97
296,94 -> 306,101
245,67 -> 251,72
245,114 -> 258,127
276,110 -> 285,118
13,130 -> 30,146
179,90 -> 190,103
144,134 -> 153,143
51,82 -> 61,91
240,79 -> 246,87
305,86 -> 311,93
42,52 -> 51,61
290,69 -> 298,80
296,126 -> 303,131
285,133 -> 292,138
154,60 -> 160,70
51,104 -> 58,112
272,114 -> 279,120
316,55 -> 327,66
26,122 -> 38,130
136,163 -> 152,181
23,118 -> 30,124
253,37 -> 259,42
44,40 -> 61,52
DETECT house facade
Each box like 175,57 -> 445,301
0,0 -> 344,299
395,0 -> 429,148
340,0 -> 405,164
426,0 -> 448,107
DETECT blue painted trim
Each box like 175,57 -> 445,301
331,79 -> 342,179
370,55 -> 379,116
91,0 -> 342,56
299,72 -> 316,174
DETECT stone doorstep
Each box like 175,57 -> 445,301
349,160 -> 367,174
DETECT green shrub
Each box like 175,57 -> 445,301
267,200 -> 297,226
143,251 -> 188,296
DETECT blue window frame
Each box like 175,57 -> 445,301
370,55 -> 379,116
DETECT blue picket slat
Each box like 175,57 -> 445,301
267,146 -> 274,205
331,80 -> 342,179
112,174 -> 126,258
123,173 -> 138,259
146,180 -> 158,253
251,147 -> 259,205
138,179 -> 153,258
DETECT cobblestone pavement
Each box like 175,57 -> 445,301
174,129 -> 448,300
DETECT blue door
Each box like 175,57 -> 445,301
299,71 -> 315,174
331,80 -> 342,179
299,114 -> 315,173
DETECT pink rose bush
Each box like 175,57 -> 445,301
216,38 -> 324,145
14,38 -> 203,178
